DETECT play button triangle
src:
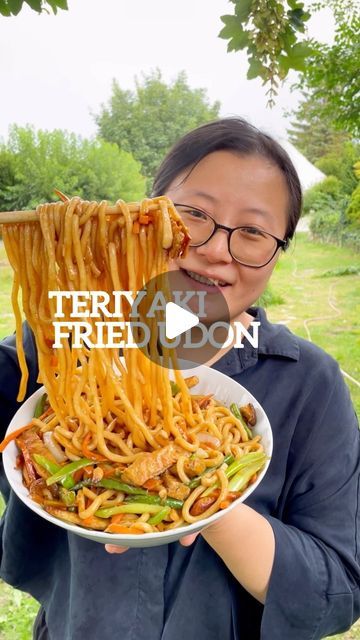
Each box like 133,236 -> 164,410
165,302 -> 199,340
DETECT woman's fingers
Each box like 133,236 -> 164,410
105,544 -> 129,554
179,531 -> 201,546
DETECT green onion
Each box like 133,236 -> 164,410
33,393 -> 47,418
32,453 -> 75,489
46,458 -> 95,486
59,487 -> 76,506
170,381 -> 181,396
228,458 -> 266,492
187,454 -> 234,489
95,503 -> 164,518
202,452 -> 267,497
148,506 -> 171,525
71,477 -> 149,495
230,403 -> 252,438
225,451 -> 266,479
124,494 -> 183,510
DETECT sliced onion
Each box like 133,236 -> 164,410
197,432 -> 221,449
43,431 -> 67,463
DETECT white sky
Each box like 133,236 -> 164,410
0,0 -> 334,142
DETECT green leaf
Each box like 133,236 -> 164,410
8,0 -> 24,14
219,14 -> 241,39
25,0 -> 42,11
46,0 -> 58,15
288,41 -> 316,59
0,0 -> 12,16
283,40 -> 316,71
288,7 -> 311,30
53,0 -> 68,9
227,29 -> 250,52
247,57 -> 266,80
233,0 -> 253,23
278,55 -> 291,77
45,0 -> 57,12
219,15 -> 249,51
282,27 -> 297,52
287,0 -> 304,9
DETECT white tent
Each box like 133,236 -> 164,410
279,139 -> 325,191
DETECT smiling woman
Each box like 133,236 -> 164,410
0,117 -> 359,640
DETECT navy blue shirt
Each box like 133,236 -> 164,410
0,308 -> 359,640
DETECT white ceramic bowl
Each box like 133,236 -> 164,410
3,364 -> 272,547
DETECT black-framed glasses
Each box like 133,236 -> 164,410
174,203 -> 287,268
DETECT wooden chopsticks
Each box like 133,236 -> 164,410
0,203 -> 159,225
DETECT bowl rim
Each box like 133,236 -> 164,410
3,365 -> 273,544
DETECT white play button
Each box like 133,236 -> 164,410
165,302 -> 199,340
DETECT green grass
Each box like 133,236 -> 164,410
266,233 -> 360,417
0,235 -> 359,638
0,584 -> 39,640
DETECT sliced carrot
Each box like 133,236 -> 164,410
111,513 -> 125,524
0,422 -> 35,453
53,189 -> 69,202
16,453 -> 23,468
82,432 -> 107,462
198,394 -> 213,409
81,515 -> 96,527
38,407 -> 53,421
105,524 -> 142,534
101,465 -> 122,477
82,465 -> 94,479
132,221 -> 140,234
73,468 -> 84,484
143,478 -> 162,491
138,214 -> 150,224
219,500 -> 232,510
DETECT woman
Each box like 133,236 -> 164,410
0,117 -> 359,639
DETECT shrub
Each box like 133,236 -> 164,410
257,286 -> 285,307
315,141 -> 359,195
345,183 -> 360,229
303,176 -> 343,216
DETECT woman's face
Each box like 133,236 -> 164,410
165,150 -> 289,323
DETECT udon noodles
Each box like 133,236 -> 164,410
0,196 -> 266,533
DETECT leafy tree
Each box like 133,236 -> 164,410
0,126 -> 145,210
218,0 -> 313,106
0,0 -> 67,16
346,183 -> 360,229
315,142 -> 360,196
286,93 -> 350,164
219,0 -> 360,135
95,70 -> 220,185
296,9 -> 360,137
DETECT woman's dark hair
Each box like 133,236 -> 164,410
152,117 -> 302,244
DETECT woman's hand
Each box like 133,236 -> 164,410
105,544 -> 129,554
105,504 -> 275,604
106,505 -> 275,604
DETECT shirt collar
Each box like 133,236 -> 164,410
213,306 -> 300,376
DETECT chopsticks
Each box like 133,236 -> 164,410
0,203 -> 160,225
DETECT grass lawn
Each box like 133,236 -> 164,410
0,232 -> 359,638
267,232 -> 360,418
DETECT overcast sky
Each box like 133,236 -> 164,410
0,0 -> 334,142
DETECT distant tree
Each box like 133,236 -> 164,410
0,126 -> 145,210
286,92 -> 350,164
296,9 -> 360,137
219,0 -> 360,136
95,70 -> 220,185
0,0 -> 67,17
315,142 -> 360,196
